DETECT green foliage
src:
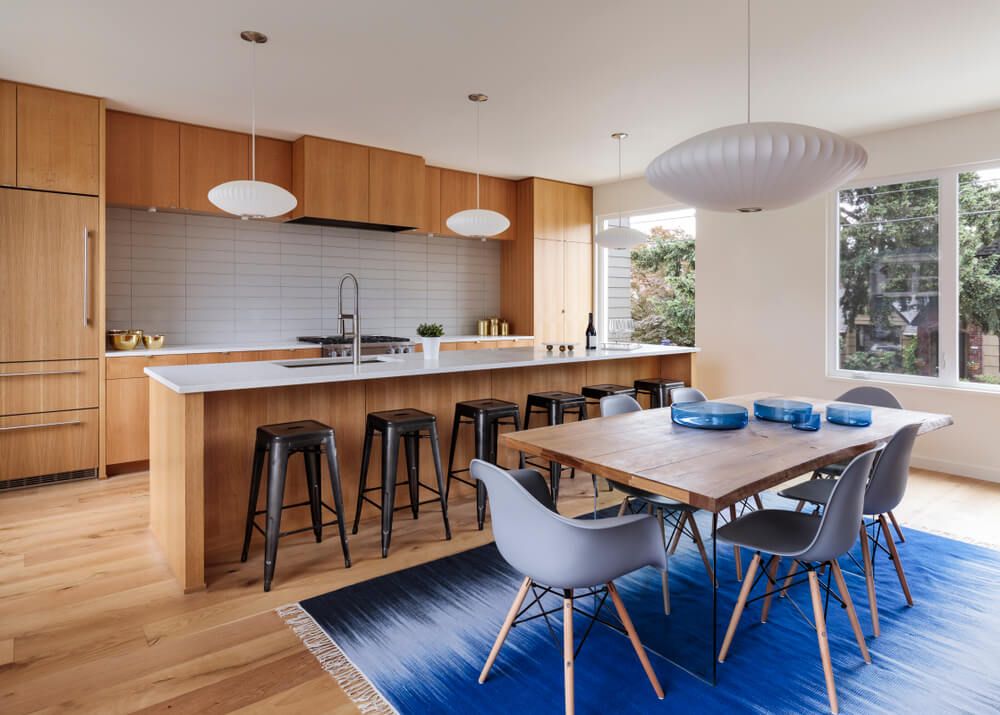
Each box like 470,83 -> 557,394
958,172 -> 1000,334
416,322 -> 444,338
842,350 -> 900,373
901,339 -> 918,374
629,227 -> 695,346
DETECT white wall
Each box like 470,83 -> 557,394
594,108 -> 1000,482
106,208 -> 501,343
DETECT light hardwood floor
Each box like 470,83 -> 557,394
0,468 -> 997,713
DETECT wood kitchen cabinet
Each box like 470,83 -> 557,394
369,147 -> 424,228
0,80 -> 14,186
0,408 -> 99,482
0,359 -> 99,416
527,177 -> 592,243
533,239 -> 566,342
439,169 -> 516,240
0,189 -> 100,362
106,110 -> 180,209
179,124 -> 249,214
562,240 -> 593,338
409,165 -> 443,235
479,175 -> 517,240
16,84 -> 100,195
292,135 -> 369,224
253,136 -> 293,195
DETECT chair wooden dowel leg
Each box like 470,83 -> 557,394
794,499 -> 806,513
479,577 -> 532,684
760,555 -> 781,622
617,497 -> 629,517
563,590 -> 574,715
879,514 -> 913,606
779,560 -> 800,599
655,508 -> 670,615
607,582 -> 665,699
719,553 -> 760,662
752,493 -> 764,510
689,515 -> 717,588
831,560 -> 871,664
859,522 -> 879,637
887,510 -> 906,543
667,513 -> 686,555
808,569 -> 839,714
730,505 -> 743,581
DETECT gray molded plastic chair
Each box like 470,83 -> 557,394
807,386 -> 907,543
472,460 -> 665,714
600,393 -> 714,604
669,386 -> 707,404
778,423 -> 920,637
717,446 -> 881,715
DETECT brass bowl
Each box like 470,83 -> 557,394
112,333 -> 139,351
142,334 -> 165,350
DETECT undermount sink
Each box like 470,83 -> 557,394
276,356 -> 391,368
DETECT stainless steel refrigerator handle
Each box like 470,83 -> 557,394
0,370 -> 82,378
0,420 -> 81,432
82,226 -> 90,326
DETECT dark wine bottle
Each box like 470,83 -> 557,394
585,312 -> 597,350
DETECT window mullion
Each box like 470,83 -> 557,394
939,171 -> 960,386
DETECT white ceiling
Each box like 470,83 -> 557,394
3,0 -> 1000,185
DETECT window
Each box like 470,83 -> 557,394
832,164 -> 1000,390
597,207 -> 696,347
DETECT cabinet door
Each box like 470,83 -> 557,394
0,80 -> 14,187
292,136 -> 369,223
106,377 -> 149,465
479,175 -> 517,241
0,190 -> 100,361
369,148 -> 424,228
532,238 -> 565,342
106,111 -> 180,209
531,178 -> 565,241
254,136 -> 293,216
563,183 -> 593,243
438,168 -> 477,237
16,84 -> 100,195
0,359 -> 98,416
416,165 -> 442,235
562,241 -> 593,341
179,124 -> 249,213
0,408 -> 98,481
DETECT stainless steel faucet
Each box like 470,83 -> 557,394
338,273 -> 361,366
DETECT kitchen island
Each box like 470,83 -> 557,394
146,345 -> 697,591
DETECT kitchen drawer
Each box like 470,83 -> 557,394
453,341 -> 490,350
107,354 -> 188,380
0,359 -> 98,416
0,408 -> 98,481
257,348 -> 322,361
185,351 -> 261,365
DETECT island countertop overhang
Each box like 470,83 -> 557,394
145,345 -> 699,394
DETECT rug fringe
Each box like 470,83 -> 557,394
277,603 -> 397,714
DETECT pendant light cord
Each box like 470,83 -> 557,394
475,99 -> 481,209
250,37 -> 257,180
746,0 -> 751,124
617,135 -> 623,226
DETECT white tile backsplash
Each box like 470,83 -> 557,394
106,208 -> 501,344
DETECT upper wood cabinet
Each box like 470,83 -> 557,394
439,168 -> 516,240
0,189 -> 100,362
16,84 -> 100,195
253,136 -> 293,194
179,124 -> 249,214
411,165 -> 442,235
0,80 -> 14,187
528,178 -> 593,243
106,111 -> 180,209
292,136 -> 369,223
563,183 -> 593,243
369,147 -> 424,228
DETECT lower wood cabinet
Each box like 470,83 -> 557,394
0,359 -> 98,416
0,408 -> 98,481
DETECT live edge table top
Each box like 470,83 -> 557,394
500,392 -> 953,513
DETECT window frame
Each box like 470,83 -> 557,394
594,203 -> 694,345
826,161 -> 1000,392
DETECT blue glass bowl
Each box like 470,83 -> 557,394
672,401 -> 749,430
753,398 -> 813,424
826,403 -> 873,427
792,413 -> 822,431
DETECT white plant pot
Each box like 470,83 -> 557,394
421,336 -> 442,361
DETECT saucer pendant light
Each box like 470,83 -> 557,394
445,94 -> 511,239
208,31 -> 297,219
645,1 -> 867,213
595,132 -> 648,249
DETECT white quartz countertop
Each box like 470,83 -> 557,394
107,334 -> 534,358
146,344 -> 697,394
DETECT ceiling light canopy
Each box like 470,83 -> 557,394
595,132 -> 648,249
209,31 -> 297,219
445,94 -> 510,239
645,1 -> 867,213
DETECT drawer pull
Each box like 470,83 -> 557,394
0,420 -> 82,432
0,370 -> 82,378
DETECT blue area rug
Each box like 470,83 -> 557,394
280,509 -> 1000,714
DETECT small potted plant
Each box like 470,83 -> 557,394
416,322 -> 445,360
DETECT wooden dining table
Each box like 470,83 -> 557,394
499,392 -> 954,683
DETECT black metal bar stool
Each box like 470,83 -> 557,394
523,391 -> 587,503
633,377 -> 686,408
446,398 -> 525,531
240,419 -> 351,592
351,408 -> 451,558
581,383 -> 637,412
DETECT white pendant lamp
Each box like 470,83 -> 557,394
208,31 -> 297,219
445,94 -> 511,239
645,1 -> 867,213
595,133 -> 648,249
